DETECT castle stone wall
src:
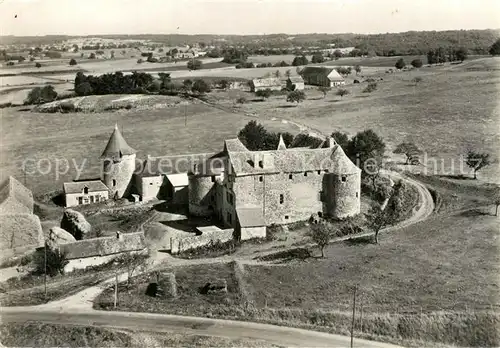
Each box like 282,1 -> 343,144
326,173 -> 361,219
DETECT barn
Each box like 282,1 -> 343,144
249,77 -> 282,92
286,76 -> 305,90
301,66 -> 345,87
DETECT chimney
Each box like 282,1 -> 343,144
327,137 -> 336,148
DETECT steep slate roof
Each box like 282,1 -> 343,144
0,214 -> 44,251
0,176 -> 34,215
277,134 -> 287,150
100,124 -> 136,159
63,180 -> 109,194
301,66 -> 344,81
224,138 -> 249,152
236,206 -> 266,227
59,232 -> 146,259
228,145 -> 360,176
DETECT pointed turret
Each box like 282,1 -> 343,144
100,124 -> 136,159
277,134 -> 287,150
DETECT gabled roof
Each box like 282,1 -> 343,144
250,77 -> 282,88
236,206 -> 266,227
139,152 -> 220,177
227,145 -> 360,176
287,76 -> 304,83
301,66 -> 344,81
224,138 -> 249,153
166,173 -> 189,187
59,232 -> 146,259
63,180 -> 109,194
100,124 -> 136,159
0,176 -> 33,215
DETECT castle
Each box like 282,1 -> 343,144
64,125 -> 361,240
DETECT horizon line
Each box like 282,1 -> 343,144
1,27 -> 500,39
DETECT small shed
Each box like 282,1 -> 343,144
235,206 -> 266,240
286,76 -> 305,90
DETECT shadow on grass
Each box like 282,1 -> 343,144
344,235 -> 374,246
277,104 -> 298,108
249,99 -> 266,102
457,209 -> 491,217
327,99 -> 341,103
439,174 -> 475,180
255,247 -> 312,263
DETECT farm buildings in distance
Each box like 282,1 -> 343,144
64,125 -> 361,240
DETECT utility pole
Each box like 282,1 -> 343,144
114,270 -> 118,309
44,242 -> 47,300
351,285 -> 357,348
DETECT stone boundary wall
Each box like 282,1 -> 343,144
170,229 -> 233,254
232,260 -> 254,306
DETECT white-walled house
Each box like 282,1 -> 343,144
63,180 -> 109,207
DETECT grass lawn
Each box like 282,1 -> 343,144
214,57 -> 500,184
0,98 -> 298,195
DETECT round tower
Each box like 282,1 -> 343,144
325,144 -> 361,219
101,124 -> 137,199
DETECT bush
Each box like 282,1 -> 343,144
255,88 -> 272,99
25,85 -> 58,105
363,82 -> 378,93
191,79 -> 211,94
236,96 -> 247,104
286,90 -> 306,104
292,55 -> 309,66
187,59 -> 202,70
35,62 -> 42,68
411,58 -> 423,68
74,81 -> 93,96
69,58 -> 77,66
32,246 -> 69,276
45,51 -> 62,59
59,101 -> 76,113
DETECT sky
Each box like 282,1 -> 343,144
1,0 -> 499,36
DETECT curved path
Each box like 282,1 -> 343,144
0,307 -> 401,348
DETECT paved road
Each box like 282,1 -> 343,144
0,307 -> 402,348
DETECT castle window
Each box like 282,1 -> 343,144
211,176 -> 216,182
259,176 -> 263,182
341,176 -> 347,182
83,187 -> 89,194
289,174 -> 293,180
317,170 -> 321,175
279,194 -> 284,204
318,212 -> 323,218
150,182 -> 153,185
356,192 -> 359,198
285,215 -> 289,220
324,169 -> 329,173
258,160 -> 263,168
304,172 -> 308,177
112,179 -> 117,187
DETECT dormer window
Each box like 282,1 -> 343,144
258,160 -> 263,168
83,187 -> 89,194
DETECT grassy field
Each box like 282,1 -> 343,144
214,57 -> 500,184
0,98 -> 298,195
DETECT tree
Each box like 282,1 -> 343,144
33,245 -> 69,276
116,252 -> 148,289
308,222 -> 335,257
25,85 -> 58,105
331,131 -> 350,149
363,82 -> 377,93
89,52 -> 96,59
354,64 -> 361,75
158,72 -> 171,89
187,59 -> 202,70
255,88 -> 272,100
395,58 -> 406,70
333,49 -> 343,60
285,69 -> 292,78
347,129 -> 386,175
182,78 -> 193,91
411,59 -> 423,68
465,151 -> 491,179
286,90 -> 306,104
393,142 -> 423,164
365,204 -> 396,244
69,58 -> 77,66
274,70 -> 281,79
493,187 -> 500,217
35,62 -> 42,68
311,53 -> 325,63
191,79 -> 211,94
75,81 -> 93,96
489,38 -> 500,56
292,55 -> 309,66
318,86 -> 331,98
455,47 -> 468,62
110,50 -> 115,59
238,120 -> 269,151
336,88 -> 349,99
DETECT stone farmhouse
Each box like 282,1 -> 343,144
0,176 -> 44,261
63,126 -> 361,240
249,77 -> 282,92
301,66 -> 346,87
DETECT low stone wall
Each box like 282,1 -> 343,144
170,228 -> 233,254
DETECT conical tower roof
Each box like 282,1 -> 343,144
277,134 -> 287,150
100,124 -> 136,159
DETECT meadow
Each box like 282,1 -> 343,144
0,98 -> 298,195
